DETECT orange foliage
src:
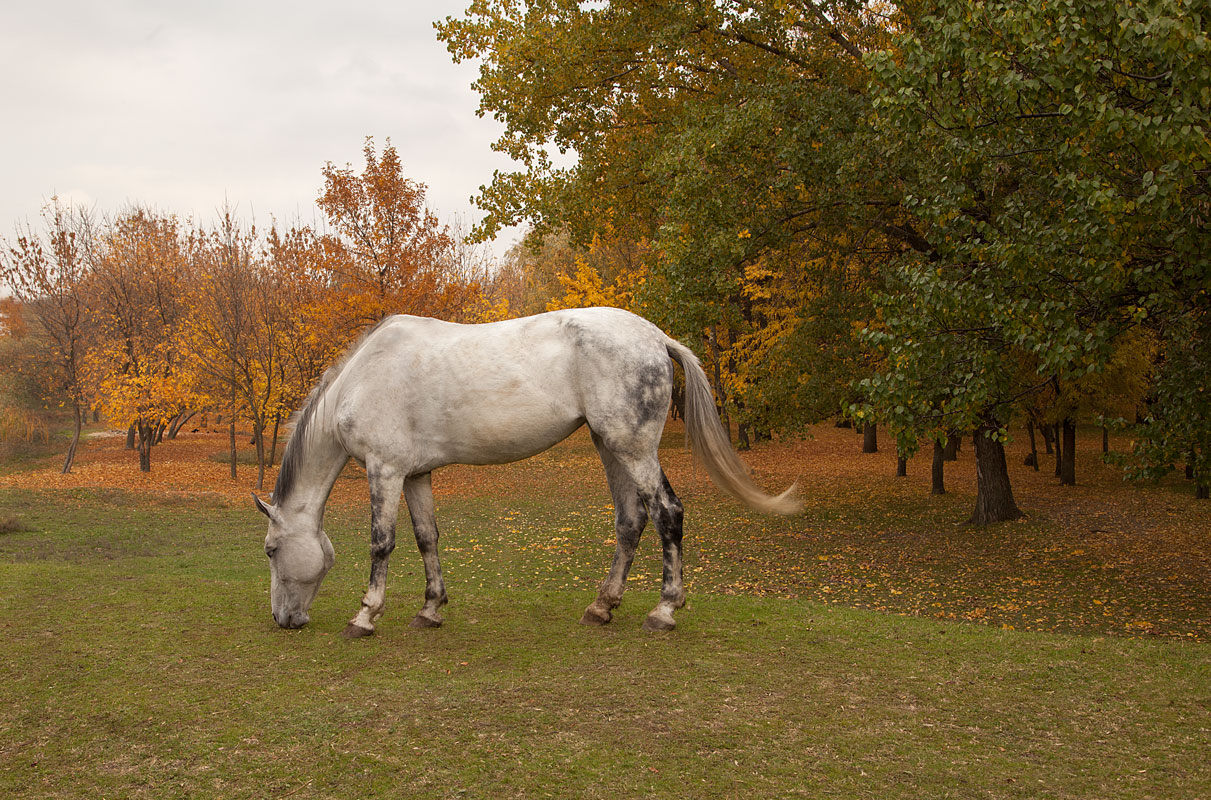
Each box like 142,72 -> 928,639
317,137 -> 482,324
0,297 -> 26,337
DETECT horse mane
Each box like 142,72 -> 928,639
272,316 -> 395,505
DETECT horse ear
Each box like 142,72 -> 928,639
251,492 -> 278,520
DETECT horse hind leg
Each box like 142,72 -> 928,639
640,472 -> 685,632
581,434 -> 648,626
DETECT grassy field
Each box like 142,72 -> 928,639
1,425 -> 1209,798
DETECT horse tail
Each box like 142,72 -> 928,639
664,338 -> 801,515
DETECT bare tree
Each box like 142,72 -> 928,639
187,209 -> 285,489
1,199 -> 95,472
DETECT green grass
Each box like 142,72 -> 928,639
0,487 -> 1208,799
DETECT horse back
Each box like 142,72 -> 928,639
331,309 -> 672,469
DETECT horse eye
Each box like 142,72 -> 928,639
265,545 -> 277,559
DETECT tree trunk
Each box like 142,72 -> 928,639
969,422 -> 1023,525
167,410 -> 196,440
670,384 -> 684,421
136,422 -> 153,472
1041,423 -> 1055,455
737,423 -> 751,452
862,423 -> 878,453
228,416 -> 238,481
1025,420 -> 1039,471
253,417 -> 267,491
125,424 -> 136,450
931,441 -> 945,495
943,431 -> 960,461
1054,423 -> 1063,478
708,326 -> 729,432
268,412 -> 282,469
1101,424 -> 1109,455
896,452 -> 907,477
1060,418 -> 1076,486
61,401 -> 83,474
1197,483 -> 1209,500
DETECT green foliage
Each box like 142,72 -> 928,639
1121,312 -> 1211,494
859,0 -> 1210,460
443,0 -> 1209,481
440,1 -> 890,431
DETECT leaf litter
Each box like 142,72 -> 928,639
2,421 -> 1208,640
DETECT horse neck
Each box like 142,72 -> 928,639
279,415 -> 348,522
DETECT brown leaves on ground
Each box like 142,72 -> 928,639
4,421 -> 1208,641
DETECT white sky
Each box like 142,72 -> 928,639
0,0 -> 524,265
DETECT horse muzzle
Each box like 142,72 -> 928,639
273,610 -> 310,629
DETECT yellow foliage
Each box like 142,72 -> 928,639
466,291 -> 513,324
546,257 -> 646,312
87,339 -> 201,430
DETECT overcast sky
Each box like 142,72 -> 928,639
1,0 -> 523,262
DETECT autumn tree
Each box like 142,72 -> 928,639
440,1 -> 891,445
544,232 -> 648,313
317,138 -> 479,324
0,200 -> 95,472
493,229 -> 614,318
265,223 -> 349,416
0,302 -> 56,449
87,208 -> 197,472
186,211 -> 288,489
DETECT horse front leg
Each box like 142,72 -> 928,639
403,472 -> 448,628
343,463 -> 404,638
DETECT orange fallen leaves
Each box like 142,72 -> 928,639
4,420 -> 1210,641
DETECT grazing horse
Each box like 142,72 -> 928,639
253,307 -> 798,636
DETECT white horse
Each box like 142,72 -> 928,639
253,307 -> 798,636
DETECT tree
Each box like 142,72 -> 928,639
186,210 -> 286,490
860,0 -> 1209,515
265,223 -> 350,415
0,305 -> 56,448
87,209 -> 197,472
1124,313 -> 1211,498
546,234 -> 647,313
317,138 -> 478,324
492,228 -> 649,318
1,200 -> 95,472
439,1 -> 894,441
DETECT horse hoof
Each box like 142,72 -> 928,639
579,605 -> 612,626
410,613 -> 442,629
642,612 -> 676,632
342,623 -> 375,639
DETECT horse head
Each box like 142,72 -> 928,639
253,493 -> 335,629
